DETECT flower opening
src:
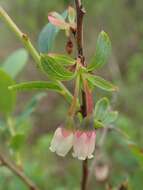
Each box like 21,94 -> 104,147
72,130 -> 96,160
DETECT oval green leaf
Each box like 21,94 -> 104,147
103,111 -> 118,125
40,55 -> 75,81
9,81 -> 62,93
87,74 -> 118,92
88,31 -> 111,71
38,10 -> 67,53
2,49 -> 28,78
48,53 -> 75,66
94,97 -> 109,121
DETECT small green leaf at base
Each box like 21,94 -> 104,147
94,97 -> 118,126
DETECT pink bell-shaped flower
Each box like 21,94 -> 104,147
49,127 -> 73,157
72,130 -> 96,160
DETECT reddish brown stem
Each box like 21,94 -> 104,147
75,1 -> 90,190
83,80 -> 94,115
81,159 -> 88,190
75,0 -> 86,65
0,153 -> 40,190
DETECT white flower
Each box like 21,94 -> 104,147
49,127 -> 73,157
72,130 -> 96,160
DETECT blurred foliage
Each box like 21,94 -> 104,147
0,0 -> 143,190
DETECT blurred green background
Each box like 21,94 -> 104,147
0,0 -> 143,189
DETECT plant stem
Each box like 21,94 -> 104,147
68,74 -> 80,116
75,0 -> 85,60
0,5 -> 74,190
75,1 -> 89,190
57,81 -> 73,103
81,159 -> 88,190
0,152 -> 40,190
0,6 -> 73,104
82,78 -> 94,115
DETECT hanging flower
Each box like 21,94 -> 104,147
72,130 -> 96,160
49,127 -> 73,157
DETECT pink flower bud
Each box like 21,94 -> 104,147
72,130 -> 96,160
49,127 -> 73,157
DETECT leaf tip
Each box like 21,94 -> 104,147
100,30 -> 106,35
100,30 -> 109,38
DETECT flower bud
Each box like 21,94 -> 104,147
66,39 -> 73,54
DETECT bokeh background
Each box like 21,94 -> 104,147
0,0 -> 143,189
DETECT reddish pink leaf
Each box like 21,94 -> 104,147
48,14 -> 69,30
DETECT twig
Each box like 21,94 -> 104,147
74,1 -> 88,190
75,0 -> 86,63
81,159 -> 88,190
0,153 -> 40,190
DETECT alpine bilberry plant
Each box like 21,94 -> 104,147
0,1 -> 118,189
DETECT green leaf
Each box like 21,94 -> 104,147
94,97 -> 109,121
9,81 -> 73,104
38,23 -> 58,53
38,11 -> 67,53
16,93 -> 46,126
9,133 -> 25,151
94,120 -> 104,129
2,49 -> 28,78
9,81 -> 62,93
87,74 -> 118,92
0,69 -> 16,115
68,6 -> 76,23
40,55 -> 75,81
103,111 -> 118,125
94,97 -> 118,126
88,31 -> 112,71
48,53 -> 75,66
